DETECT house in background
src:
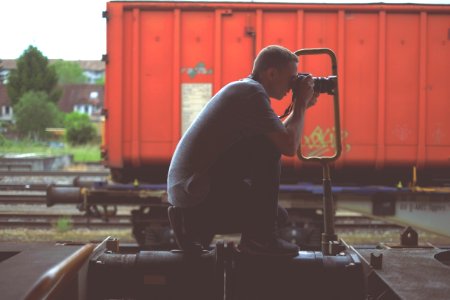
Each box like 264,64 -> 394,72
0,59 -> 105,122
0,84 -> 13,122
0,83 -> 104,122
0,59 -> 105,84
73,60 -> 105,84
58,84 -> 104,121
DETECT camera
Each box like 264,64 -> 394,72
291,73 -> 337,95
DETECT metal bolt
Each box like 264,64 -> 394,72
106,237 -> 119,253
370,252 -> 383,269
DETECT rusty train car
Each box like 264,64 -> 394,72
101,1 -> 450,185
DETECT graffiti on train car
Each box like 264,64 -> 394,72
181,62 -> 213,78
303,126 -> 350,157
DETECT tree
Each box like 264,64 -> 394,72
14,91 -> 62,140
0,58 -> 4,83
52,60 -> 88,84
64,112 -> 97,145
6,45 -> 61,106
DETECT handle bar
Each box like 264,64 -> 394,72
294,48 -> 342,163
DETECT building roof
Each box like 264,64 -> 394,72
58,84 -> 104,112
1,59 -> 105,72
71,60 -> 105,72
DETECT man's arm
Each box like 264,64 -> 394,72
267,76 -> 317,157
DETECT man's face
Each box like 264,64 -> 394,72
268,61 -> 298,100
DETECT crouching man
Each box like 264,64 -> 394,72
168,45 -> 318,257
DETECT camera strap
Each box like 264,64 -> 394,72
278,93 -> 296,119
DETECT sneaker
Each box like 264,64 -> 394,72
238,235 -> 299,257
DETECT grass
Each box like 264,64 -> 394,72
0,228 -> 135,244
53,216 -> 73,232
64,145 -> 101,162
2,227 -> 448,247
0,139 -> 101,163
336,228 -> 450,246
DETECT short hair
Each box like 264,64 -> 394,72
251,45 -> 298,79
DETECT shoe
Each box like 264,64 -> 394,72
238,235 -> 299,257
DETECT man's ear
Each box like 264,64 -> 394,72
266,67 -> 278,80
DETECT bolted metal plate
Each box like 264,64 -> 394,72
356,247 -> 450,300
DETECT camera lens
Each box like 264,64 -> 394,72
291,74 -> 337,95
313,76 -> 337,95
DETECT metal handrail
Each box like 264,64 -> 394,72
295,48 -> 342,163
294,48 -> 342,255
24,243 -> 95,300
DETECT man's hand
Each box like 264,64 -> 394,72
306,91 -> 319,109
295,75 -> 316,110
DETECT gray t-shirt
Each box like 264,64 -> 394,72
167,78 -> 285,207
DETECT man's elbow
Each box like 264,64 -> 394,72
267,132 -> 298,157
280,141 -> 298,157
281,148 -> 297,157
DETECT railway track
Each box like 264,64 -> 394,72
0,181 -> 403,231
0,210 -> 401,230
0,213 -> 133,228
0,184 -> 63,191
0,193 -> 47,204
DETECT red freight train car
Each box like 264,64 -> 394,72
102,1 -> 450,185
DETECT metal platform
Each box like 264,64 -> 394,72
0,242 -> 93,299
1,238 -> 449,300
355,246 -> 450,300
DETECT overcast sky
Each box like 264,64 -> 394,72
0,0 -> 107,60
1,0 -> 449,60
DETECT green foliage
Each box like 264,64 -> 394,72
64,112 -> 97,145
95,74 -> 105,85
14,91 -> 63,140
0,137 -> 46,153
53,216 -> 73,232
69,145 -> 101,162
52,60 -> 88,84
0,133 -> 7,146
6,45 -> 61,105
0,58 -> 4,83
0,120 -> 14,140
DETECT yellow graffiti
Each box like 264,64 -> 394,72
303,126 -> 351,156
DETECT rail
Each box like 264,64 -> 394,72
0,211 -> 399,230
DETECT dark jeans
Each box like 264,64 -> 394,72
184,135 -> 288,240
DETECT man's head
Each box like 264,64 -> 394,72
251,45 -> 298,100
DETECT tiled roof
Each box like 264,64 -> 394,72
58,84 -> 104,112
0,60 -> 16,70
73,60 -> 105,71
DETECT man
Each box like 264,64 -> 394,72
168,45 -> 318,257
